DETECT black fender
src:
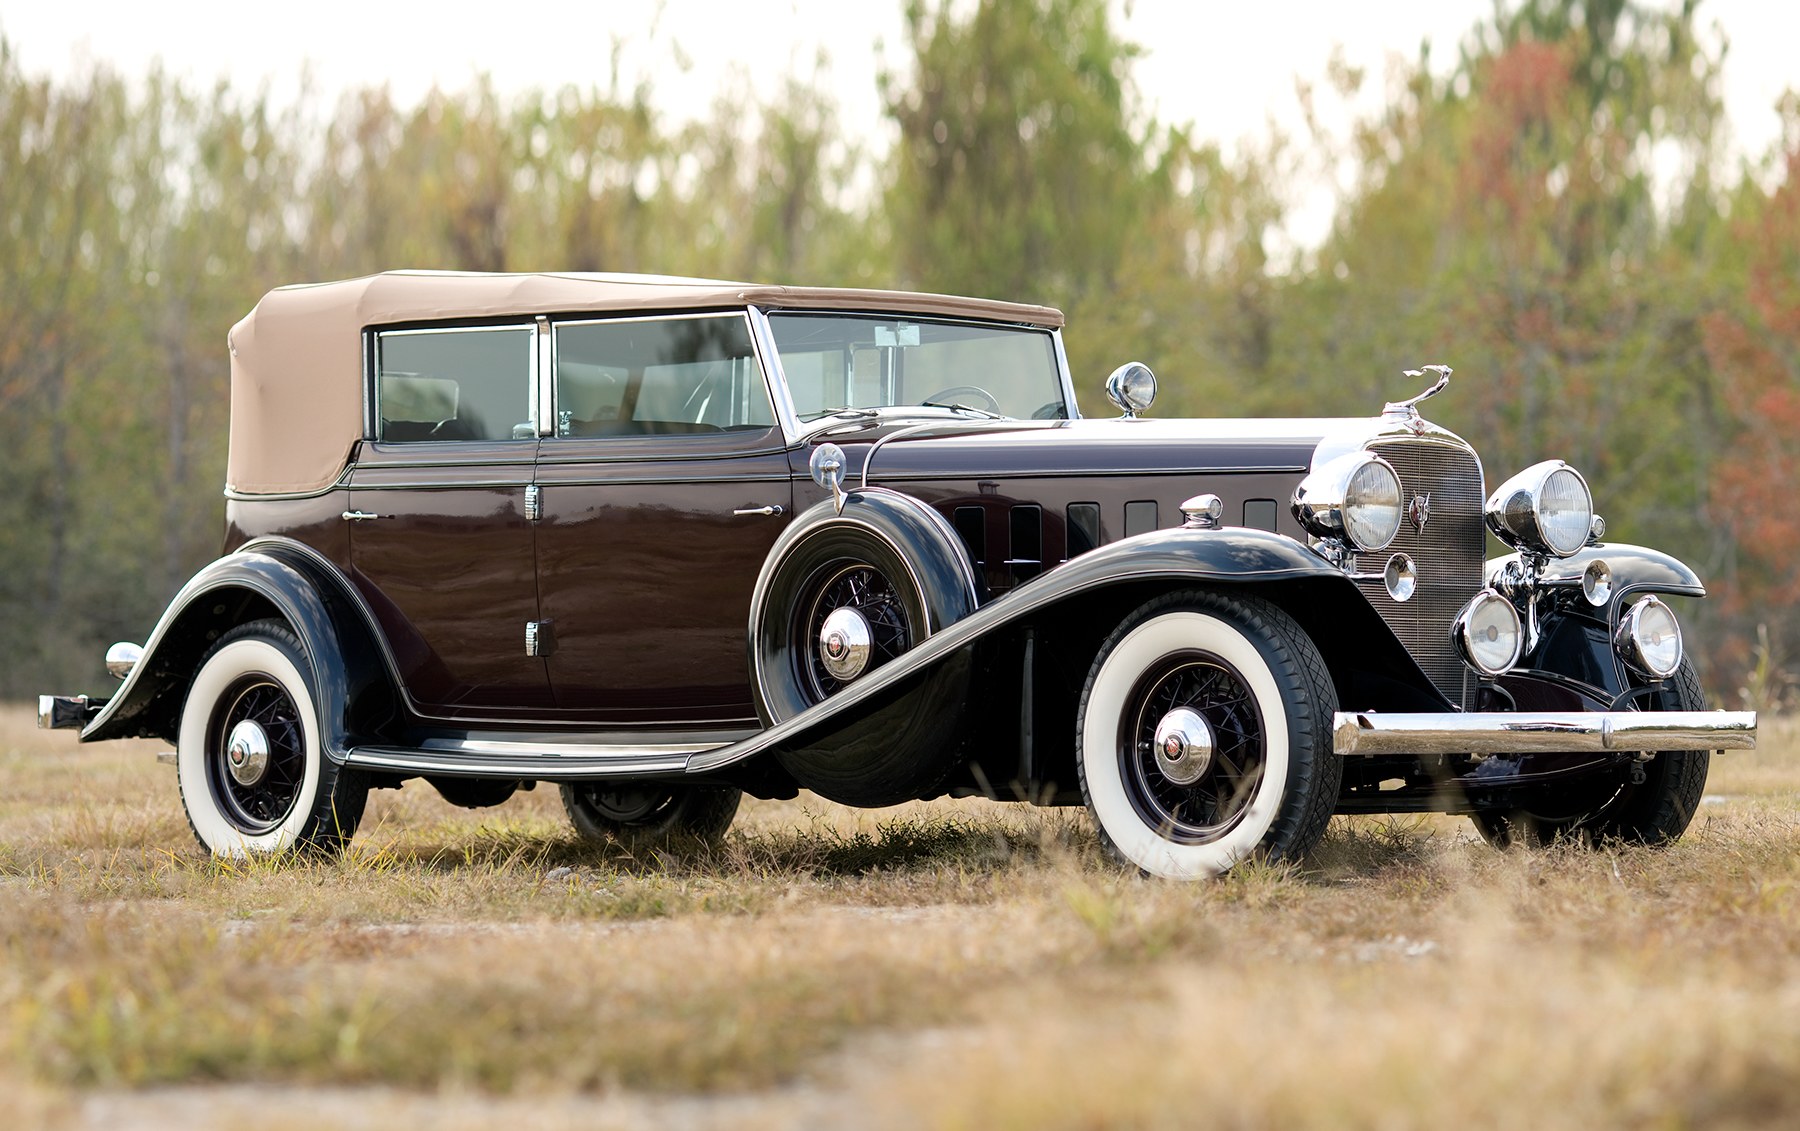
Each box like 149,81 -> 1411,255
81,537 -> 398,761
1488,542 -> 1705,604
696,521 -> 1442,784
1490,542 -> 1706,704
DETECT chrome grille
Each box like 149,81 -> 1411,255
1355,437 -> 1486,706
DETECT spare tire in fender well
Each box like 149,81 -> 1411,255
747,487 -> 979,805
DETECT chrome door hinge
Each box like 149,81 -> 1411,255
525,620 -> 556,658
524,484 -> 542,521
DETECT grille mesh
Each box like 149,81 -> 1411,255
1354,438 -> 1486,706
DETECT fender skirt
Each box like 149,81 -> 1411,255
79,539 -> 395,758
691,524 -> 1383,777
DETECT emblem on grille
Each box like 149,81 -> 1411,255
1408,492 -> 1431,533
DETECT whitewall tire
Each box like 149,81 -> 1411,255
176,620 -> 367,858
1077,590 -> 1340,878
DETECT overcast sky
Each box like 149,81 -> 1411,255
3,1 -> 1793,246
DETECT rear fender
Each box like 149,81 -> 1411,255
81,538 -> 397,759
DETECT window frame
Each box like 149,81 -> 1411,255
542,310 -> 783,447
366,321 -> 540,445
749,307 -> 1080,439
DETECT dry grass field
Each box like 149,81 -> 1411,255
3,703 -> 1798,1129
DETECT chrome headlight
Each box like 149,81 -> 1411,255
1453,590 -> 1524,676
1293,452 -> 1403,552
1617,596 -> 1683,679
1486,460 -> 1593,558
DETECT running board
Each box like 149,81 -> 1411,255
344,735 -> 726,779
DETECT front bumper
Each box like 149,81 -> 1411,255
1333,710 -> 1757,757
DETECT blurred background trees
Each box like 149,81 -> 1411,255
2,0 -> 1795,706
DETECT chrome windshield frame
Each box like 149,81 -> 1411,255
749,306 -> 1075,446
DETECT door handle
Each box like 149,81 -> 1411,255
732,505 -> 785,517
341,510 -> 382,522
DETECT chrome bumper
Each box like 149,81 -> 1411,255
1333,710 -> 1758,757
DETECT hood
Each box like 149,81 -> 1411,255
811,416 -> 1379,483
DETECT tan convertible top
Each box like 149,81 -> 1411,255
225,270 -> 1065,496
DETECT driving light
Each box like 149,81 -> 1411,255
1617,596 -> 1683,679
1485,460 -> 1593,558
1453,590 -> 1523,677
1293,452 -> 1404,552
1105,362 -> 1157,418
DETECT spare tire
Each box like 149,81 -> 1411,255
748,488 -> 978,805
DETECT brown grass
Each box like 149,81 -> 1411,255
2,705 -> 1797,1129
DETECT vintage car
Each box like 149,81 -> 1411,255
39,271 -> 1757,877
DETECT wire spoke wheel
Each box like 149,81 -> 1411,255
177,619 -> 369,858
1077,590 -> 1339,879
1122,652 -> 1267,844
207,674 -> 307,834
795,561 -> 912,701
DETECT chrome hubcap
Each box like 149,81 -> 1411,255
225,719 -> 271,786
1152,706 -> 1214,785
818,606 -> 874,682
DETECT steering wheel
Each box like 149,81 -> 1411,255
921,384 -> 1002,414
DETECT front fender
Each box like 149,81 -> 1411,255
1487,542 -> 1706,604
694,523 -> 1436,776
1490,543 -> 1705,703
81,539 -> 396,760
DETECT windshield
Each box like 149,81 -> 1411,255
766,313 -> 1067,423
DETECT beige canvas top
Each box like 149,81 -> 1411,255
225,270 -> 1065,495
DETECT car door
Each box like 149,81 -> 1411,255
533,312 -> 793,723
346,323 -> 553,713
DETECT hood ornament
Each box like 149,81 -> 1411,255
1384,364 -> 1451,428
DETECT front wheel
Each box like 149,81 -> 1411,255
560,783 -> 741,846
1077,590 -> 1341,878
1471,659 -> 1711,848
176,620 -> 368,858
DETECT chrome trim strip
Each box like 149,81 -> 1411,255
1050,328 -> 1081,420
420,736 -> 721,758
344,746 -> 690,778
746,305 -> 802,446
867,465 -> 1309,481
347,473 -> 792,492
533,446 -> 791,467
1332,710 -> 1757,756
534,315 -> 553,436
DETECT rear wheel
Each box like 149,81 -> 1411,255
1471,659 -> 1711,848
1077,589 -> 1341,878
560,783 -> 741,845
176,620 -> 368,858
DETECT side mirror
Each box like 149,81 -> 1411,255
1105,362 -> 1157,419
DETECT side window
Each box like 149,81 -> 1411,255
375,326 -> 533,442
554,315 -> 775,438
